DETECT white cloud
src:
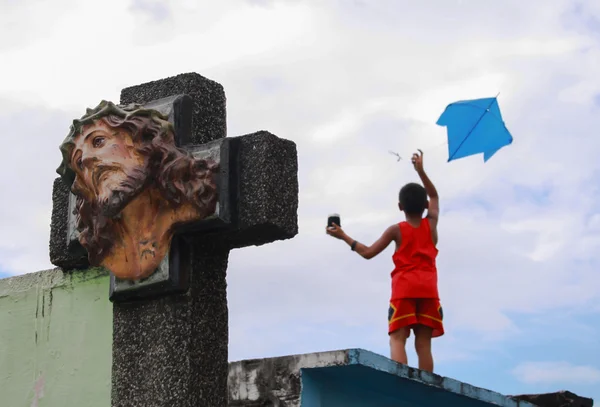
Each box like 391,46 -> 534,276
1,0 -> 600,372
512,361 -> 600,385
0,0 -> 316,109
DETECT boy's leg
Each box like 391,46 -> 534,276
414,298 -> 444,373
389,327 -> 410,364
413,325 -> 434,372
388,299 -> 418,365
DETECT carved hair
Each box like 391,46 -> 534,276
57,101 -> 219,264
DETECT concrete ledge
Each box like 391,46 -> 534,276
512,391 -> 594,407
305,349 -> 539,407
0,267 -> 108,295
228,349 -> 539,407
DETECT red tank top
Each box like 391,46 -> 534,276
391,218 -> 439,299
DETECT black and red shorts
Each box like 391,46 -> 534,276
388,298 -> 444,338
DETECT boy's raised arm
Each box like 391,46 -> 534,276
413,150 -> 439,223
418,169 -> 439,221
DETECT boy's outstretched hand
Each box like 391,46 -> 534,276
326,223 -> 345,240
412,149 -> 424,173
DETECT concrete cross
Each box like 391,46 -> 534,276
49,73 -> 298,407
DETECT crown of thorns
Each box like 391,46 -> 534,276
56,100 -> 173,186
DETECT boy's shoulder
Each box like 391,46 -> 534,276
397,217 -> 434,233
386,223 -> 400,232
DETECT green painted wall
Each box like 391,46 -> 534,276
0,268 -> 112,407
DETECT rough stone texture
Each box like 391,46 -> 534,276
513,391 -> 594,407
120,72 -> 226,146
227,131 -> 299,249
112,239 -> 229,407
49,178 -> 88,269
112,73 -> 231,407
111,73 -> 298,407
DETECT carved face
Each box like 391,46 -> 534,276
70,120 -> 148,216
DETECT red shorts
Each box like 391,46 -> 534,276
388,298 -> 444,338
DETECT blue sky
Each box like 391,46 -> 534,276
1,0 -> 600,402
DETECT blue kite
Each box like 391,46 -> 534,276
436,96 -> 513,162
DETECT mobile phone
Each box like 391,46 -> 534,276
327,213 -> 341,228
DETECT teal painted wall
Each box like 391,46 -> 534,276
299,349 -> 533,407
0,268 -> 112,407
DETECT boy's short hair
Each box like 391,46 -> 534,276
399,183 -> 427,215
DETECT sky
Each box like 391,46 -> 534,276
1,0 -> 600,402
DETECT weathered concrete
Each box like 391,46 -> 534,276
229,349 -> 586,407
513,391 -> 594,407
1,271 -> 592,407
0,269 -> 112,407
228,350 -> 348,406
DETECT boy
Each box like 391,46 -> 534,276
326,149 -> 443,373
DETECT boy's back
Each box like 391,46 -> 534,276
325,149 -> 443,372
392,218 -> 439,299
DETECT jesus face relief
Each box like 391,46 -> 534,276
70,120 -> 148,217
57,101 -> 220,281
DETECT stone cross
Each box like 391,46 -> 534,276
49,73 -> 298,406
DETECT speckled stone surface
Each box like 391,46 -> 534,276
113,73 -> 230,407
227,131 -> 299,249
49,178 -> 88,269
112,239 -> 229,407
111,73 -> 298,407
120,72 -> 226,146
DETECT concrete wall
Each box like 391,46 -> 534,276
0,268 -> 112,407
1,270 -> 588,407
228,349 -> 540,407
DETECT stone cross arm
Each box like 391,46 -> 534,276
225,130 -> 298,250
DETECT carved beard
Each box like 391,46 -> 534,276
94,164 -> 149,218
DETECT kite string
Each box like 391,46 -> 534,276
424,140 -> 448,152
389,139 -> 448,162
